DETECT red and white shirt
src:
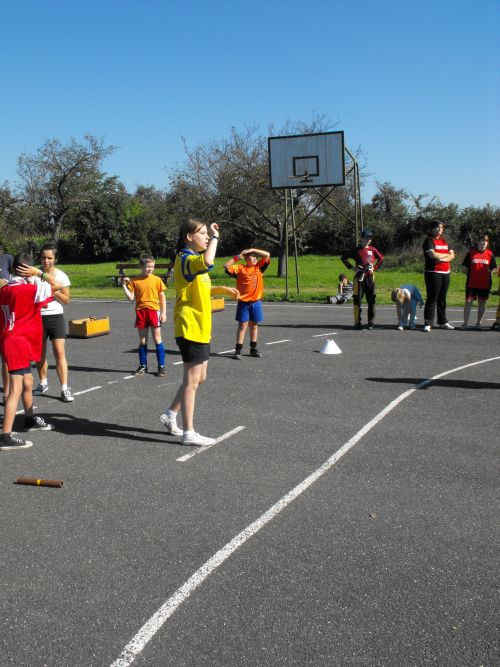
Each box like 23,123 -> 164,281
0,279 -> 53,370
462,248 -> 497,290
423,236 -> 451,273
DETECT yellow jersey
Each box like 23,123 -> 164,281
173,250 -> 213,343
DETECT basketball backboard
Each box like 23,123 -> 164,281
268,131 -> 345,189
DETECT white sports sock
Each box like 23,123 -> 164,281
61,384 -> 68,391
166,409 -> 177,420
40,379 -> 48,387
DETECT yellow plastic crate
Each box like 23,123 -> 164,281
68,316 -> 110,338
211,298 -> 225,312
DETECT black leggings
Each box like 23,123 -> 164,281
424,272 -> 450,326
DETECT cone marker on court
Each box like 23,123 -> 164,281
319,339 -> 342,355
15,477 -> 63,488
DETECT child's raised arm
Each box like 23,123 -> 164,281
242,248 -> 270,260
122,276 -> 135,302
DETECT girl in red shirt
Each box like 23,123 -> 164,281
461,234 -> 497,329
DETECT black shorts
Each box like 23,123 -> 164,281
10,366 -> 31,376
175,337 -> 210,364
466,287 -> 490,300
42,314 -> 66,340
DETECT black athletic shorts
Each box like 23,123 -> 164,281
466,287 -> 490,300
42,313 -> 66,340
175,337 -> 210,364
10,366 -> 31,376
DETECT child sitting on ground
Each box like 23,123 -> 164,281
328,274 -> 353,304
391,285 -> 424,330
0,252 -> 63,450
122,254 -> 167,376
224,247 -> 271,360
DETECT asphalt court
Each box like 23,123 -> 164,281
1,298 -> 499,666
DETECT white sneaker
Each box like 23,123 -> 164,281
440,323 -> 455,330
397,326 -> 404,331
61,388 -> 74,402
160,413 -> 183,436
423,325 -> 431,333
182,431 -> 215,447
33,383 -> 48,396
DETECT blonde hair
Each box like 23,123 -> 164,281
391,288 -> 407,304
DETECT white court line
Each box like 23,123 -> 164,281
108,381 -> 119,384
73,386 -> 102,396
109,355 -> 499,667
312,332 -> 339,338
173,361 -> 184,366
123,375 -> 135,379
176,426 -> 245,462
217,349 -> 236,355
265,339 -> 290,345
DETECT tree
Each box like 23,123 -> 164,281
17,134 -> 115,242
177,115 -> 345,275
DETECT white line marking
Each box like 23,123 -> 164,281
108,381 -> 119,384
176,426 -> 245,462
312,332 -> 339,338
265,339 -> 290,345
173,361 -> 184,366
73,386 -> 102,396
217,349 -> 236,355
123,375 -> 135,379
110,355 -> 499,667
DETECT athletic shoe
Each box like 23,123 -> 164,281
398,326 -> 404,331
24,415 -> 54,432
159,413 -> 183,436
182,431 -> 216,447
156,366 -> 166,377
354,323 -> 363,330
232,352 -> 242,360
0,432 -> 33,450
61,388 -> 74,402
33,383 -> 48,396
133,365 -> 147,376
367,323 -> 374,330
423,325 -> 431,333
440,323 -> 455,330
249,348 -> 261,358
491,322 -> 500,330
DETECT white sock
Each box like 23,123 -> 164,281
166,409 -> 177,420
61,384 -> 68,391
183,429 -> 194,437
40,379 -> 48,387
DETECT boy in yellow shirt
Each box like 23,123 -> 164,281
122,254 -> 167,376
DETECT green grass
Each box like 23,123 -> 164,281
62,255 -> 474,306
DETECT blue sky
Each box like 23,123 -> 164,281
1,0 -> 499,208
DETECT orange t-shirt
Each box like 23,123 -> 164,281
128,274 -> 166,310
226,259 -> 270,302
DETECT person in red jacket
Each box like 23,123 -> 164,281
461,233 -> 497,329
341,229 -> 384,330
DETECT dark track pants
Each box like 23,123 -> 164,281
353,275 -> 376,325
424,271 -> 450,326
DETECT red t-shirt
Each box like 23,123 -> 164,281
0,281 -> 52,370
462,248 -> 497,290
423,236 -> 451,273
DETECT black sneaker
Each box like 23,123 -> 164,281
491,322 -> 500,330
249,348 -> 261,358
232,352 -> 242,360
367,322 -> 374,330
0,432 -> 33,450
156,366 -> 166,377
24,415 -> 54,432
354,323 -> 363,330
133,365 -> 148,376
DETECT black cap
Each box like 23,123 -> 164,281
361,229 -> 373,239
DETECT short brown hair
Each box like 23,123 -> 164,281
139,254 -> 155,267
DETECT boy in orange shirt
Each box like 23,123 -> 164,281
224,248 -> 270,360
122,254 -> 167,376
